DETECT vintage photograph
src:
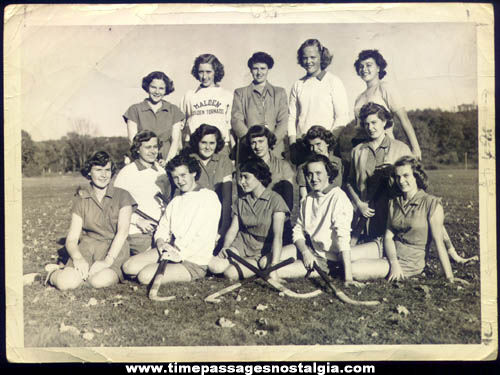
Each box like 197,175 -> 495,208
4,3 -> 496,362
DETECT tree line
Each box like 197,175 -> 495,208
22,107 -> 478,177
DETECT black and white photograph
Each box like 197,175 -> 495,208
4,3 -> 496,362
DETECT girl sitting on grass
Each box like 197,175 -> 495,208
47,151 -> 136,290
350,156 -> 477,283
208,158 -> 290,281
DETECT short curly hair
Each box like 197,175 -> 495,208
393,155 -> 428,192
191,54 -> 225,84
359,102 -> 393,130
166,154 -> 202,181
247,51 -> 274,70
246,125 -> 277,151
189,124 -> 225,155
239,158 -> 272,188
130,130 -> 161,160
354,50 -> 387,80
141,71 -> 175,95
81,151 -> 117,180
303,125 -> 336,152
297,39 -> 333,71
303,153 -> 339,184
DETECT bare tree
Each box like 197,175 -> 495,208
62,118 -> 99,172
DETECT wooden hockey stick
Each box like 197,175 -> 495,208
226,250 -> 323,299
313,263 -> 380,306
204,257 -> 296,303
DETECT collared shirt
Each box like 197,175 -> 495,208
155,187 -> 221,266
113,159 -> 171,235
266,153 -> 295,188
288,70 -> 350,138
123,99 -> 185,158
72,184 -> 137,241
297,152 -> 343,190
349,135 -> 412,201
231,82 -> 288,141
231,188 -> 290,258
293,185 -> 353,258
190,152 -> 233,191
180,86 -> 233,141
387,190 -> 442,275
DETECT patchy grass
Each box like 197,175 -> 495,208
22,170 -> 480,347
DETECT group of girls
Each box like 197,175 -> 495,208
47,39 -> 476,292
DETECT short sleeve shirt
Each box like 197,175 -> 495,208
190,152 -> 233,192
123,99 -> 185,157
388,190 -> 442,276
231,189 -> 290,258
72,185 -> 137,241
267,153 -> 295,188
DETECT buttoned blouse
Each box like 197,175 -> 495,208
387,190 -> 442,275
123,99 -> 185,157
231,82 -> 288,141
72,185 -> 137,241
190,152 -> 233,191
266,153 -> 295,188
231,189 -> 290,258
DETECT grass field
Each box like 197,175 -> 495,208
22,170 -> 481,347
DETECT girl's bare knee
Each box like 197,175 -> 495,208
88,270 -> 118,289
122,258 -> 142,277
223,266 -> 240,281
208,257 -> 229,274
52,268 -> 82,290
137,266 -> 156,285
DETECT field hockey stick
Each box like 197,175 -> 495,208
226,250 -> 323,299
204,257 -> 295,303
312,263 -> 380,306
135,209 -> 159,226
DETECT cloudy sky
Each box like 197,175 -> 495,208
14,9 -> 476,141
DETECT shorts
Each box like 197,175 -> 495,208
182,260 -> 208,281
128,233 -> 153,256
65,236 -> 129,282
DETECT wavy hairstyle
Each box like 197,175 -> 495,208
245,125 -> 277,151
303,125 -> 336,152
297,39 -> 333,71
354,50 -> 387,80
130,130 -> 161,160
166,154 -> 202,181
141,71 -> 175,95
81,151 -> 117,179
303,153 -> 339,184
359,102 -> 393,130
239,158 -> 272,188
191,54 -> 225,84
393,155 -> 429,192
189,124 -> 225,155
247,51 -> 274,70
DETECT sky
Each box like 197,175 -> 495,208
17,21 -> 476,141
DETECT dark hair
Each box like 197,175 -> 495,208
141,71 -> 175,95
166,154 -> 202,181
297,39 -> 332,71
130,130 -> 161,160
191,54 -> 225,84
393,155 -> 428,191
81,151 -> 117,179
359,102 -> 393,130
246,125 -> 277,151
189,124 -> 225,155
354,50 -> 387,80
239,158 -> 272,188
303,153 -> 338,184
247,51 -> 274,70
303,125 -> 336,152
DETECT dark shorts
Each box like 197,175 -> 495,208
128,233 -> 154,256
65,236 -> 129,282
